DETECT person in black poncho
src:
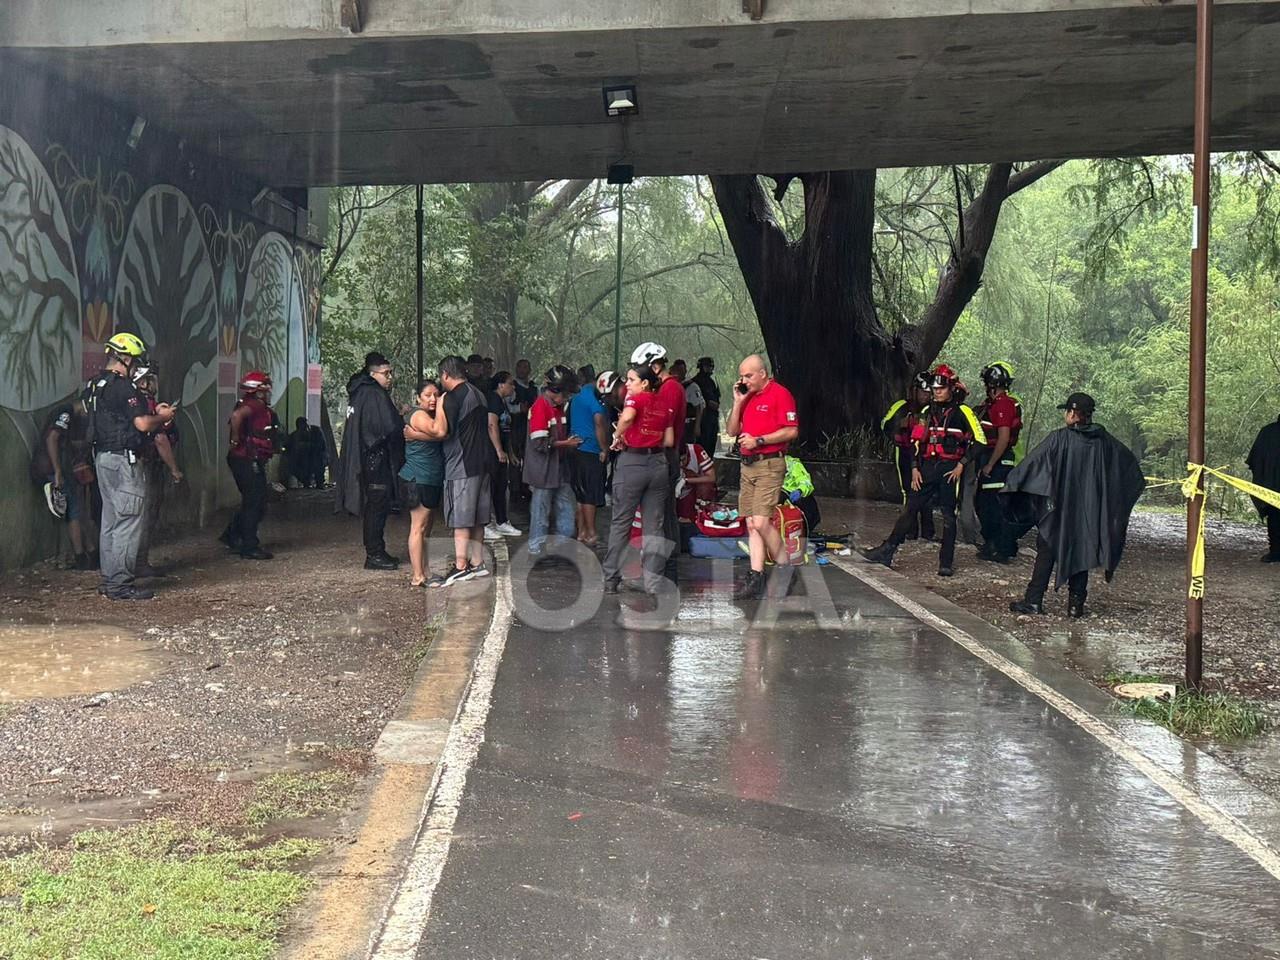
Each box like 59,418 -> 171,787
1004,392 -> 1145,619
336,352 -> 406,570
1247,413 -> 1280,563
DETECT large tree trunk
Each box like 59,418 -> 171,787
468,182 -> 528,368
711,162 -> 1061,447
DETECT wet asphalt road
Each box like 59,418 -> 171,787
418,560 -> 1280,959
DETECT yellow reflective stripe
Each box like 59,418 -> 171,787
959,404 -> 987,446
881,399 -> 907,429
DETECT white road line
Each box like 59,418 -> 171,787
369,543 -> 515,960
832,556 -> 1280,882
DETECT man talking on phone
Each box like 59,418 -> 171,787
726,354 -> 799,599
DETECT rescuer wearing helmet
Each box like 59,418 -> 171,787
881,372 -> 935,542
88,333 -> 177,600
219,370 -> 277,559
862,363 -> 986,577
973,361 -> 1023,562
634,342 -> 685,584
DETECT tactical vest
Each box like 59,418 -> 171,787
230,396 -> 276,461
86,372 -> 143,455
911,404 -> 978,463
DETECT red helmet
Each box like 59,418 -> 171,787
929,364 -> 958,389
240,370 -> 272,392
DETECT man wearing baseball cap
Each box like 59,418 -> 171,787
1002,392 -> 1145,618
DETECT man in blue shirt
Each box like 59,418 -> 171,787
568,371 -> 611,546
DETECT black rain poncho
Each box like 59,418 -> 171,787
335,371 -> 404,516
1246,416 -> 1280,519
1002,423 -> 1145,589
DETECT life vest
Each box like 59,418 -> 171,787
910,403 -> 984,462
230,396 -> 276,461
975,392 -> 1023,465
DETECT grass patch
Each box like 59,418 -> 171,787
1102,671 -> 1168,686
0,821 -> 319,960
243,771 -> 355,827
1117,689 -> 1268,740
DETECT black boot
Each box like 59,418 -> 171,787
733,569 -> 767,600
1068,594 -> 1087,618
860,542 -> 897,568
1010,597 -> 1046,615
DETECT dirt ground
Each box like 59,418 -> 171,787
821,498 -> 1280,798
0,488 -> 454,845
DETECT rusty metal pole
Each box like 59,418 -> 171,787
1186,0 -> 1213,690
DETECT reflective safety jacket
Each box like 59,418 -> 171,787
907,402 -> 986,470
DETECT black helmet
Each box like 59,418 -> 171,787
981,361 -> 1014,389
544,364 -> 577,392
912,371 -> 931,392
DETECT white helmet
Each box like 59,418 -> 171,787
596,370 -> 619,394
630,342 -> 667,366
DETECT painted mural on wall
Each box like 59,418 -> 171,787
0,120 -> 321,568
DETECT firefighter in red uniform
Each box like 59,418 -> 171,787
220,371 -> 277,559
881,372 -> 934,541
862,364 -> 986,577
974,361 -> 1023,563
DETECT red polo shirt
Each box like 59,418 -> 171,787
657,376 -> 687,434
623,390 -> 672,448
740,379 -> 798,455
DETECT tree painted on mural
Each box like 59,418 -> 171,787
199,204 -> 256,356
239,233 -> 304,392
47,146 -> 135,347
0,125 -> 81,411
116,186 -> 218,404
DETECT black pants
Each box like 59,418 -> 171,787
361,463 -> 394,558
224,455 -> 267,551
976,461 -> 1014,555
698,410 -> 718,456
889,461 -> 959,568
895,449 -> 935,540
491,459 -> 509,526
1026,534 -> 1088,603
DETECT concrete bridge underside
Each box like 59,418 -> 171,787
3,1 -> 1280,186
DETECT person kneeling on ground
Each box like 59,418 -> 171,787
862,364 -> 984,578
1004,392 -> 1145,618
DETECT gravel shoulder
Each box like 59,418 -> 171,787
0,489 -> 457,844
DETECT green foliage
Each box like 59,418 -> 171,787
813,428 -> 891,462
243,770 -> 355,827
1119,689 -> 1267,741
0,821 -> 318,960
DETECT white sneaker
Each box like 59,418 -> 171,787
483,524 -> 503,542
442,565 -> 475,587
467,563 -> 491,579
495,522 -> 522,537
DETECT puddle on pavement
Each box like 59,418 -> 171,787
1022,627 -> 1155,679
0,621 -> 168,702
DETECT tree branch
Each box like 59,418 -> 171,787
532,178 -> 594,230
1007,159 -> 1066,197
573,253 -> 722,323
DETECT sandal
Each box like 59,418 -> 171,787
426,574 -> 447,589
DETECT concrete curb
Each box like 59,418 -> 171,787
279,548 -> 502,960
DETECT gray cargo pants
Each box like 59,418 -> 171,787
96,451 -> 147,595
602,450 -> 672,594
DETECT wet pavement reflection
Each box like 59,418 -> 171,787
420,562 -> 1280,959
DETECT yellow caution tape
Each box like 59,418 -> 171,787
1143,463 -> 1280,599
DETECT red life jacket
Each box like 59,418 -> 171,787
230,396 -> 275,461
911,403 -> 978,462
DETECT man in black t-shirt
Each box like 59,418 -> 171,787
439,355 -> 495,585
692,357 -> 721,455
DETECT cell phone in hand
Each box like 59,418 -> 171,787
735,382 -> 749,395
